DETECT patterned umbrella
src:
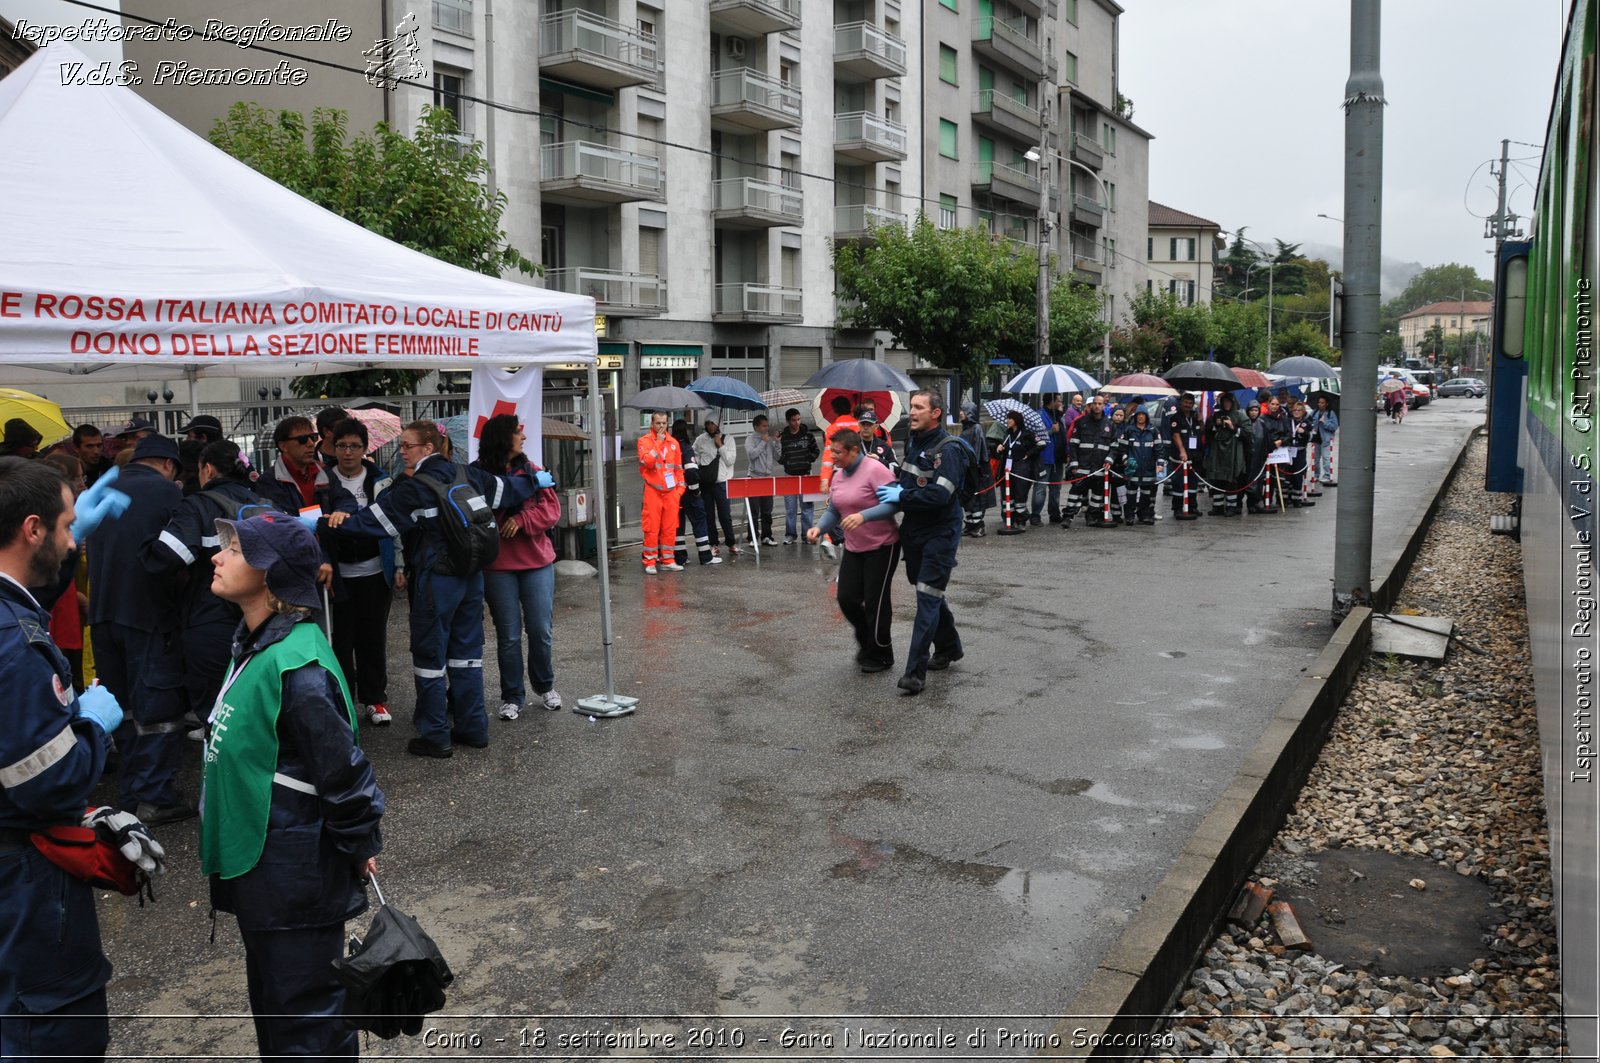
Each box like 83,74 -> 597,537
982,397 -> 1047,436
1101,373 -> 1178,398
759,388 -> 811,409
347,407 -> 403,453
1001,363 -> 1102,395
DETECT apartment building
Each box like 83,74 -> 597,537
1146,202 -> 1222,307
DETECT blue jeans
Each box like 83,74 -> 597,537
784,495 -> 814,539
1314,436 -> 1336,481
483,565 -> 556,704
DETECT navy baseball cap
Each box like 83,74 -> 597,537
130,433 -> 180,463
215,513 -> 322,609
115,416 -> 154,437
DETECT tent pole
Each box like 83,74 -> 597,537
576,359 -> 636,717
187,368 -> 200,416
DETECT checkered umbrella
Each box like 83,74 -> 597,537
982,397 -> 1047,436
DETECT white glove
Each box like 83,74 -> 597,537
82,806 -> 167,876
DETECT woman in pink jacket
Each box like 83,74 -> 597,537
473,414 -> 564,718
808,428 -> 900,673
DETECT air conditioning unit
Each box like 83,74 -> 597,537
726,36 -> 746,59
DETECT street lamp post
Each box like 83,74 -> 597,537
1317,214 -> 1343,346
1026,143 -> 1114,373
1241,257 -> 1275,358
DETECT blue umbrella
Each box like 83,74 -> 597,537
803,359 -> 917,393
1002,363 -> 1102,395
687,375 -> 767,411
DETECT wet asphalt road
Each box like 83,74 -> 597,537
100,400 -> 1486,1058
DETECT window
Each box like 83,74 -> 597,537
1105,237 -> 1116,268
1169,237 -> 1196,261
939,119 -> 958,159
939,45 -> 958,84
780,151 -> 800,190
1102,123 -> 1116,155
1106,181 -> 1116,211
1065,0 -> 1078,23
1168,279 -> 1196,306
940,0 -> 957,9
1146,237 -> 1153,260
711,346 -> 769,427
939,194 -> 958,229
639,226 -> 662,277
433,70 -> 466,132
782,247 -> 800,288
1063,50 -> 1077,84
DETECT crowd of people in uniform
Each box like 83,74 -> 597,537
0,404 -> 559,1059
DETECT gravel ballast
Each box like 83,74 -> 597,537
1146,439 -> 1567,1060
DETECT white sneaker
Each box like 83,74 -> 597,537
499,701 -> 521,720
367,703 -> 393,726
707,555 -> 724,565
643,564 -> 658,574
762,537 -> 779,546
540,690 -> 563,711
821,540 -> 838,560
783,537 -> 797,545
660,561 -> 685,571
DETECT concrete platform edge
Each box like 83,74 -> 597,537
1048,424 -> 1482,1059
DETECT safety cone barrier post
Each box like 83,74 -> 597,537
998,464 -> 1024,535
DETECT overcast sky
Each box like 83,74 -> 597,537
1119,0 -> 1568,290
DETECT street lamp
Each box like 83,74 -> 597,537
1224,230 -> 1276,356
1316,215 -> 1343,345
1025,145 -> 1114,372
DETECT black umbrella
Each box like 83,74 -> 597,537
1161,360 -> 1239,392
803,359 -> 917,393
335,876 -> 455,1039
622,385 -> 711,411
1269,355 -> 1339,378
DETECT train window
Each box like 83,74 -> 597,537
1501,255 -> 1528,359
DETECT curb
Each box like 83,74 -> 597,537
1049,423 -> 1483,1059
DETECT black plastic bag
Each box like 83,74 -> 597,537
334,876 -> 454,1039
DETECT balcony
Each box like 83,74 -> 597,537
833,22 -> 907,81
709,0 -> 800,36
712,177 -> 803,228
540,141 -> 664,205
1071,236 -> 1105,283
710,68 -> 802,132
989,212 -> 1033,248
545,267 -> 666,317
972,88 -> 1041,142
1010,0 -> 1045,17
432,0 -> 471,35
714,283 -> 802,323
1071,191 -> 1105,226
1070,131 -> 1104,171
834,203 -> 906,241
539,10 -> 660,90
972,159 -> 1042,208
972,15 -> 1043,78
834,111 -> 907,163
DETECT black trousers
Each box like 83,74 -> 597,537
837,541 -> 900,667
240,923 -> 357,1060
1121,478 -> 1156,523
751,496 -> 774,541
333,572 -> 393,705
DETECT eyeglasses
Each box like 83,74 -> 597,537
398,441 -> 429,451
283,433 -> 319,445
333,442 -> 365,452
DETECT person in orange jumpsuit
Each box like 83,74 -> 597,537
818,395 -> 861,489
637,411 -> 685,574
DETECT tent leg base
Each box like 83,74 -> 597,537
575,694 -> 639,718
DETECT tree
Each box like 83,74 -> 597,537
1272,320 -> 1335,362
833,213 -> 1036,386
1383,263 -> 1491,317
1106,323 -> 1169,375
1048,281 -> 1106,367
1207,300 -> 1268,368
1377,332 -> 1406,362
1418,323 -> 1448,360
210,104 -> 538,399
1213,229 -> 1261,301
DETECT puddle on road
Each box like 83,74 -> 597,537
829,832 -> 1007,885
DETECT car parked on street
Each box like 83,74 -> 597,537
1436,377 -> 1488,397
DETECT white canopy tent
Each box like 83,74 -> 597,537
0,46 -> 635,714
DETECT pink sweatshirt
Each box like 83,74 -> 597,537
484,463 -> 562,571
828,456 -> 899,553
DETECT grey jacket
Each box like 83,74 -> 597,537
745,431 -> 781,477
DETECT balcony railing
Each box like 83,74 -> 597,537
539,10 -> 660,88
712,177 -> 803,224
709,0 -> 801,36
834,203 -> 906,238
974,159 -> 1042,196
833,21 -> 907,79
710,68 -> 802,128
1072,191 -> 1105,223
972,88 -> 1041,141
714,283 -> 802,321
544,267 -> 666,316
1070,131 -> 1104,169
1071,236 -> 1104,265
432,0 -> 471,35
834,111 -> 907,160
973,13 -> 1043,73
540,141 -> 664,201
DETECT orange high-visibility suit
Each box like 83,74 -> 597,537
638,430 -> 684,567
819,413 -> 860,489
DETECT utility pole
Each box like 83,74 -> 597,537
1332,0 -> 1384,620
1034,76 -> 1052,366
1484,138 -> 1520,246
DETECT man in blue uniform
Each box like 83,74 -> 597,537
325,421 -> 547,758
874,390 -> 966,695
0,459 -> 128,1060
85,434 -> 191,822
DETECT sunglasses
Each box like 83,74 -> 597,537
282,433 -> 319,445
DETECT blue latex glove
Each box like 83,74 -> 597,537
295,512 -> 321,530
76,684 -> 124,734
68,466 -> 131,540
533,470 -> 556,489
874,483 -> 904,505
